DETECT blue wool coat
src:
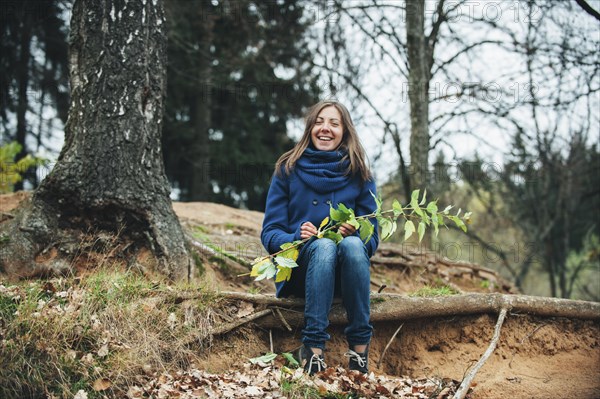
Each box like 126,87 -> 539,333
261,155 -> 380,297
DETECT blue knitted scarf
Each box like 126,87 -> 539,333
295,147 -> 351,194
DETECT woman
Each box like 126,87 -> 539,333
261,100 -> 379,375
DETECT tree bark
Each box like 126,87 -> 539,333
406,0 -> 431,193
406,0 -> 433,248
0,0 -> 191,280
213,292 -> 600,330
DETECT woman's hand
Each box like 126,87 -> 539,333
338,223 -> 356,237
300,222 -> 318,239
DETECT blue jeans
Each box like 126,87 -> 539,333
283,236 -> 373,350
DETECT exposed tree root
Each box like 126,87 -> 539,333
215,292 -> 600,330
453,308 -> 508,399
210,309 -> 272,336
377,323 -> 404,369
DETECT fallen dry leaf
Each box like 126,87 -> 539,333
97,344 -> 109,357
93,378 -> 111,391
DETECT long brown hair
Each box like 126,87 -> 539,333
275,100 -> 372,182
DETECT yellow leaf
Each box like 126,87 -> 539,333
319,217 -> 329,230
275,266 -> 292,283
280,245 -> 299,261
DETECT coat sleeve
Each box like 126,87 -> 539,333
261,172 -> 301,254
355,178 -> 380,258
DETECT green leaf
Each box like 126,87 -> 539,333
370,191 -> 382,215
411,189 -> 420,202
358,219 -> 375,243
442,205 -> 453,214
431,213 -> 440,236
455,218 -> 467,233
322,230 -> 343,243
330,207 -> 344,222
249,353 -> 278,364
274,256 -> 299,269
426,201 -> 438,215
380,218 -> 396,241
250,258 -> 272,277
418,221 -> 426,242
255,262 -> 277,281
448,215 -> 467,233
282,352 -> 299,368
392,199 -> 404,218
419,189 -> 427,205
275,266 -> 292,282
338,203 -> 355,218
347,217 -> 360,229
404,220 -> 416,241
410,190 -> 424,218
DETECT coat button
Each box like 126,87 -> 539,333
312,199 -> 318,205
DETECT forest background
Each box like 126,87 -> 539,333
1,0 -> 599,300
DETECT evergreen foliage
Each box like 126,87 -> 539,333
163,0 -> 320,209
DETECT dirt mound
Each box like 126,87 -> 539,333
171,199 -> 599,398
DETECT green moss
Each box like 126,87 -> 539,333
409,285 -> 459,297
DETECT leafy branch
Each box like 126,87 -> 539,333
249,189 -> 471,283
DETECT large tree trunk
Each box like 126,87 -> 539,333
0,0 -> 191,280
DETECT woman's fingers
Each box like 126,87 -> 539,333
339,223 -> 356,237
300,222 -> 317,239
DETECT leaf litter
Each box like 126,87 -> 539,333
128,363 -> 462,398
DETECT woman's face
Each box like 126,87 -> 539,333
310,105 -> 344,151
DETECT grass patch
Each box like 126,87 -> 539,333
409,285 -> 459,297
280,378 -> 321,399
0,270 -> 219,399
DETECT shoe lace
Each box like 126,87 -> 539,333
307,353 -> 327,375
344,350 -> 366,368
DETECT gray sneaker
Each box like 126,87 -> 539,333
345,347 -> 368,373
298,345 -> 327,376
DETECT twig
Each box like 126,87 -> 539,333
273,307 -> 293,332
377,323 -> 403,369
269,329 -> 274,353
453,308 -> 508,399
377,284 -> 387,293
210,309 -> 272,336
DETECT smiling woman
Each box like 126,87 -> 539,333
261,100 -> 379,376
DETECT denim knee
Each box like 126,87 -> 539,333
338,236 -> 369,265
307,238 -> 338,265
